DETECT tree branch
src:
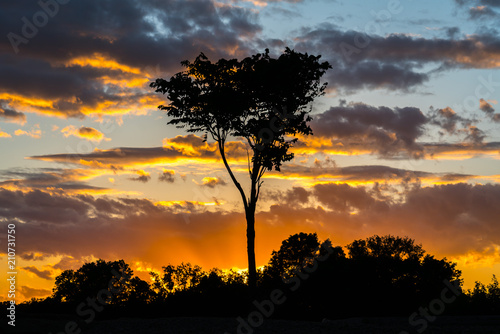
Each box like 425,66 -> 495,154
218,139 -> 248,210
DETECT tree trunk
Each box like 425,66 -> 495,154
245,204 -> 257,290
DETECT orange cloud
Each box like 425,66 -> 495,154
0,105 -> 26,125
201,176 -> 227,188
159,169 -> 175,182
61,125 -> 110,142
130,169 -> 151,182
64,53 -> 142,75
264,164 -> 477,188
0,129 -> 11,138
14,124 -> 41,139
424,142 -> 500,160
31,135 -> 248,169
17,286 -> 52,300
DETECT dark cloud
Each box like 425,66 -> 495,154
272,186 -> 310,207
201,177 -> 227,188
18,286 -> 51,300
21,266 -> 53,280
19,252 -> 48,261
310,102 -> 427,158
428,106 -> 474,137
313,183 -> 384,212
0,104 -> 26,124
468,5 -> 498,19
326,58 -> 428,92
129,170 -> 151,183
464,125 -> 486,144
159,169 -> 175,183
423,142 -> 500,159
455,0 -> 500,8
293,24 -> 500,92
0,168 -> 109,193
271,165 -> 475,188
29,134 -> 247,167
0,0 -> 261,118
479,98 -> 495,114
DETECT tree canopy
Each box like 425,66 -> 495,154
150,48 -> 331,173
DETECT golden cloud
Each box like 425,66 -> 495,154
61,125 -> 110,142
14,124 -> 41,139
0,129 -> 11,138
31,135 -> 248,169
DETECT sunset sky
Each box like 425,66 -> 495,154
1,0 -> 500,303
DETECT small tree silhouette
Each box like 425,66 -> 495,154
151,48 -> 330,289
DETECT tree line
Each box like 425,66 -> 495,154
8,233 -> 500,320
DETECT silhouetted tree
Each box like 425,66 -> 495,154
52,259 -> 133,305
150,262 -> 205,298
344,235 -> 462,315
126,276 -> 155,305
151,48 -> 331,288
467,275 -> 500,314
264,232 -> 337,281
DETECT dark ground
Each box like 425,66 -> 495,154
4,315 -> 500,334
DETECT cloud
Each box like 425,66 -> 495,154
0,187 -> 247,269
310,102 -> 427,158
14,124 -> 41,139
424,142 -> 500,160
21,266 -> 53,280
29,134 -> 247,168
0,129 -> 11,138
19,252 -> 48,261
479,98 -> 495,114
429,106 -> 472,136
236,0 -> 304,6
159,169 -> 175,183
0,168 -> 112,194
293,24 -> 500,92
271,164 -> 475,186
455,0 -> 500,7
61,125 -> 110,142
0,105 -> 26,124
129,170 -> 151,183
17,286 -> 52,300
201,176 -> 227,188
464,125 -> 486,144
468,5 -> 498,19
0,0 -> 261,119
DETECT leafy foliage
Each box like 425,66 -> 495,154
52,259 -> 134,305
150,48 -> 331,172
